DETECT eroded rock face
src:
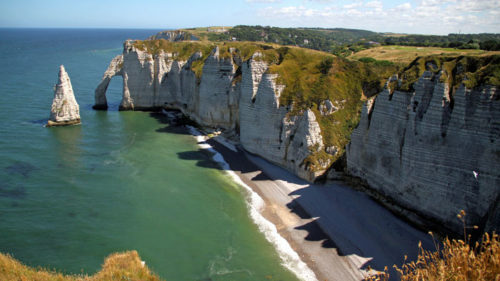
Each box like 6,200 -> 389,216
347,72 -> 500,234
95,42 -> 329,181
237,55 -> 326,181
47,65 -> 80,127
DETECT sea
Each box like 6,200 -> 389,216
0,28 -> 300,281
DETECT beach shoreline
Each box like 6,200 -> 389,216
177,117 -> 433,281
186,125 -> 371,281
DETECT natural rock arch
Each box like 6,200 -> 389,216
93,55 -> 124,110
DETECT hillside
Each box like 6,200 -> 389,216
148,26 -> 500,55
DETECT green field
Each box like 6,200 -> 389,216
350,45 -> 500,64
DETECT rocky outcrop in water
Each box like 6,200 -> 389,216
346,69 -> 500,234
47,65 -> 80,127
94,41 -> 328,181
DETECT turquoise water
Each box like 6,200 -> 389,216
0,29 -> 298,281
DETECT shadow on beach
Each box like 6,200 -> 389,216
205,137 -> 434,279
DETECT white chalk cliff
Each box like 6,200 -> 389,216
47,65 -> 81,127
95,41 -> 499,234
347,70 -> 499,234
95,41 -> 328,181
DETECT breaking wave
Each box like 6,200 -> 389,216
187,126 -> 317,281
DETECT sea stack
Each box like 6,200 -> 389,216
47,65 -> 81,126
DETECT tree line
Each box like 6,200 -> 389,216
224,25 -> 500,53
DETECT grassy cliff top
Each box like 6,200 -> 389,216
394,55 -> 500,92
131,40 -> 285,78
0,251 -> 162,281
267,46 -> 397,159
350,45 -> 500,64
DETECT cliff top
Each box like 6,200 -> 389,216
393,55 -> 500,92
148,26 -> 233,42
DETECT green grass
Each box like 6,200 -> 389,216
350,45 -> 500,64
132,40 -> 281,81
268,47 -> 398,166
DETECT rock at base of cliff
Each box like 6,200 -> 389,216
92,104 -> 108,110
46,119 -> 81,127
47,65 -> 81,127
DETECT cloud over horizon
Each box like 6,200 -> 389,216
252,0 -> 500,35
0,0 -> 497,34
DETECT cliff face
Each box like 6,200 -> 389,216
95,41 -> 328,181
48,65 -> 80,127
347,69 -> 500,234
96,40 -> 499,234
239,55 -> 326,180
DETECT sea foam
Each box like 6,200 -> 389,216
187,126 -> 318,281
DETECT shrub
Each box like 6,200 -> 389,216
0,250 -> 162,281
367,210 -> 500,281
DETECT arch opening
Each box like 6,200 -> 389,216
93,54 -> 124,111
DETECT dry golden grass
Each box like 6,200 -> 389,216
0,250 -> 162,281
367,210 -> 500,281
350,45 -> 500,64
393,232 -> 500,281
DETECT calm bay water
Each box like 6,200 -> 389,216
0,28 -> 298,281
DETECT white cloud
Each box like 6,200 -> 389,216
343,2 -> 362,9
365,1 -> 382,9
395,3 -> 411,11
253,0 -> 500,34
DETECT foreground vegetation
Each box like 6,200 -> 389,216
3,212 -> 497,281
0,250 -> 161,281
369,211 -> 500,281
397,232 -> 499,281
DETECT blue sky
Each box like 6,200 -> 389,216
1,0 -> 498,35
